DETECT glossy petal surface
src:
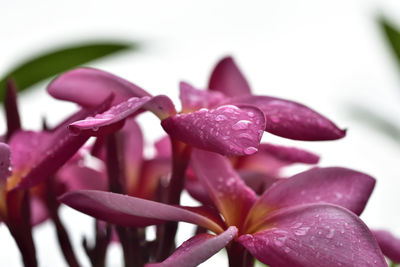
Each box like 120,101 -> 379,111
191,149 -> 257,229
146,226 -> 238,267
228,95 -> 346,141
60,190 -> 223,233
48,68 -> 151,107
162,105 -> 265,156
70,95 -> 176,136
239,204 -> 387,267
246,167 -> 375,230
373,230 -> 400,263
208,57 -> 251,97
179,82 -> 225,112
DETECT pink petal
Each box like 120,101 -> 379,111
146,226 -> 238,267
185,175 -> 214,206
191,149 -> 257,229
162,105 -> 265,156
373,230 -> 400,263
69,95 -> 176,136
238,170 -> 281,195
57,164 -> 108,192
154,136 -> 171,158
179,82 -> 226,112
59,190 -> 224,233
134,158 -> 171,200
122,120 -> 144,193
208,57 -> 252,97
0,143 -> 11,184
228,95 -> 346,141
14,98 -> 112,190
48,68 -> 151,107
246,167 -> 375,228
30,195 -> 49,226
239,204 -> 387,267
235,143 -> 319,176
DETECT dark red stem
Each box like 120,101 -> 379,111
227,241 -> 254,267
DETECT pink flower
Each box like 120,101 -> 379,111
60,149 -> 385,266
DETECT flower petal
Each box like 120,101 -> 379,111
122,120 -> 144,193
69,95 -> 176,136
191,149 -> 257,229
57,164 -> 108,192
14,97 -> 112,190
146,226 -> 238,267
373,230 -> 400,263
245,167 -> 375,230
239,204 -> 387,267
179,81 -> 226,112
162,105 -> 265,156
234,143 -> 319,176
208,57 -> 251,97
47,68 -> 151,107
59,190 -> 224,233
0,143 -> 11,184
228,95 -> 346,141
154,136 -> 172,158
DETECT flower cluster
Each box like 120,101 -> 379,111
0,57 -> 399,267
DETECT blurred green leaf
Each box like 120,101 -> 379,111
349,105 -> 400,142
380,17 -> 400,71
0,42 -> 137,102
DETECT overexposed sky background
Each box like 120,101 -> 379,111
1,0 -> 400,266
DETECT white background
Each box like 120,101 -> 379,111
1,0 -> 400,266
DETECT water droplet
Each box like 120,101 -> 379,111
294,227 -> 310,236
238,133 -> 253,140
247,111 -> 255,117
226,177 -> 236,187
335,192 -> 343,199
291,222 -> 303,229
244,147 -> 258,155
92,126 -> 99,131
215,115 -> 227,121
284,247 -> 291,253
326,229 -> 335,239
270,115 -> 280,123
232,120 -> 252,130
222,136 -> 230,140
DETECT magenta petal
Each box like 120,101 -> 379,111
57,164 -> 108,192
258,143 -> 320,164
191,149 -> 257,228
69,95 -> 176,136
185,176 -> 214,206
250,167 -> 375,220
30,196 -> 49,226
239,204 -> 387,267
48,68 -> 151,107
154,136 -> 171,158
146,226 -> 238,267
179,81 -> 226,112
228,95 -> 346,141
373,230 -> 400,263
59,190 -> 223,233
162,105 -> 265,156
208,57 -> 252,97
15,98 -> 112,190
0,143 -> 11,183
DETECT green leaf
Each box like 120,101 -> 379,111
0,42 -> 137,102
379,17 -> 400,71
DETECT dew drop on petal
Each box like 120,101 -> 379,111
247,111 -> 255,118
215,115 -> 227,122
326,229 -> 335,239
92,126 -> 99,132
232,120 -> 252,130
244,147 -> 258,155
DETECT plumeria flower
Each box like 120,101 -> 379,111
48,56 -> 345,157
60,149 -> 386,267
373,230 -> 400,264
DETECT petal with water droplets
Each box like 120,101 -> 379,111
48,68 -> 151,107
208,57 -> 252,97
69,95 -> 176,136
239,204 -> 387,267
146,226 -> 238,267
162,105 -> 265,156
245,167 -> 375,229
228,95 -> 346,141
373,230 -> 400,263
191,149 -> 257,229
59,190 -> 224,233
179,81 -> 226,112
